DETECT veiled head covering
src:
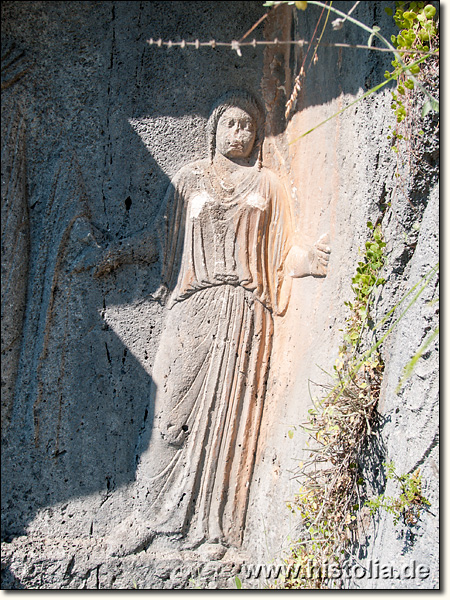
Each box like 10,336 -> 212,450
207,90 -> 265,168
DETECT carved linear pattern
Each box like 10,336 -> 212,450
158,159 -> 292,315
2,137 -> 92,451
1,38 -> 32,434
118,155 -> 293,550
104,93 -> 329,556
1,41 -> 32,91
30,156 -> 92,448
1,103 -> 30,433
135,284 -> 273,547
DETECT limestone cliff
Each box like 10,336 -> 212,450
1,1 -> 438,589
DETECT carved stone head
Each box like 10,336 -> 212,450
207,91 -> 265,167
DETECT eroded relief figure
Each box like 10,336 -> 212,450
94,91 -> 330,557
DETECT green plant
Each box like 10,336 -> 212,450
365,461 -> 430,525
188,577 -> 203,589
278,249 -> 437,588
383,1 -> 439,164
386,2 -> 438,122
262,1 -> 439,142
344,222 -> 386,352
146,3 -> 437,587
255,2 -> 437,588
277,226 -> 386,589
396,322 -> 439,392
280,351 -> 383,588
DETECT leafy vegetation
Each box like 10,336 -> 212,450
278,224 -> 386,589
263,1 -> 439,143
278,248 -> 437,589
384,1 -> 439,160
365,461 -> 430,526
257,3 -> 438,588
386,2 -> 438,121
344,223 -> 386,352
146,2 -> 438,589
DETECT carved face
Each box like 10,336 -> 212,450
215,107 -> 257,160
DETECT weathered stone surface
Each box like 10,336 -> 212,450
350,183 -> 439,590
1,535 -> 246,589
90,91 -> 330,559
1,91 -> 30,437
1,0 -> 438,589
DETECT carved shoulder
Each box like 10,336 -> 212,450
257,168 -> 291,208
259,166 -> 285,191
172,159 -> 210,188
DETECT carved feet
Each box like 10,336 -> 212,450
195,542 -> 227,561
106,514 -> 154,557
106,516 -> 229,561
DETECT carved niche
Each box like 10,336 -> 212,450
93,91 -> 330,558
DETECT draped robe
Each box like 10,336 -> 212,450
134,159 -> 293,548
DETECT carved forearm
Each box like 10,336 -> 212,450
94,228 -> 159,277
115,229 -> 158,265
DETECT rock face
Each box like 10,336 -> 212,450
1,1 -> 438,590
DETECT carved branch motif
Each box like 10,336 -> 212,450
1,42 -> 32,91
1,42 -> 31,434
30,156 -> 93,449
1,105 -> 29,433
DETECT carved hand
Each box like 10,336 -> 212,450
285,233 -> 331,278
72,223 -> 159,278
93,246 -> 123,278
70,218 -> 103,274
93,230 -> 159,278
309,233 -> 331,277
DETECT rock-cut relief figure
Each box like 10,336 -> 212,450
93,91 -> 331,557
